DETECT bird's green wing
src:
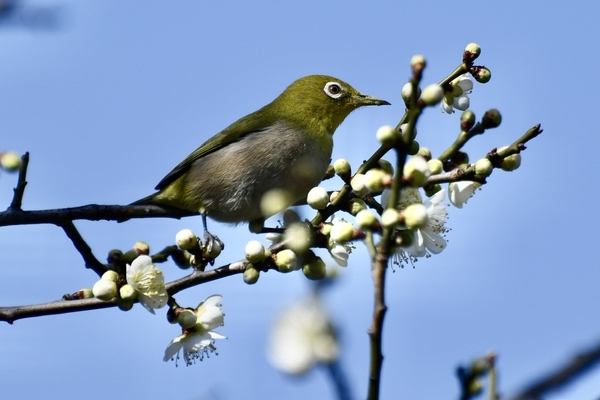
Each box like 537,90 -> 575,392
154,110 -> 276,190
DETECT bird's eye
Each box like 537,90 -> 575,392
324,82 -> 343,99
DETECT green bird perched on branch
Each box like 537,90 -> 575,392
132,75 -> 389,237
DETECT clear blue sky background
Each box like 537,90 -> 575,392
1,1 -> 599,399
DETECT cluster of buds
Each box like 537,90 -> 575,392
173,228 -> 222,270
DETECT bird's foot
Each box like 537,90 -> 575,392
202,230 -> 224,265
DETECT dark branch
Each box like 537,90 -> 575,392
60,221 -> 108,276
8,152 -> 29,211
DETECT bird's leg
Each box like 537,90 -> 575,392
202,211 -> 224,255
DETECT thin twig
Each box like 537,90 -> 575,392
8,152 -> 29,211
60,221 -> 107,276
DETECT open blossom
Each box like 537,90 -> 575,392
126,255 -> 168,314
449,181 -> 479,208
404,189 -> 448,257
163,295 -> 226,366
441,74 -> 473,114
328,242 -> 350,267
267,298 -> 338,375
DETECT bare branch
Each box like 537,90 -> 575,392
60,221 -> 108,276
8,152 -> 29,211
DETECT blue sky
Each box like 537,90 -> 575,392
1,1 -> 599,399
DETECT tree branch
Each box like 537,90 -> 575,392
60,221 -> 107,276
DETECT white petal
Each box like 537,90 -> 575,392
441,100 -> 454,114
163,335 -> 184,362
422,230 -> 447,254
453,95 -> 470,111
209,331 -> 227,340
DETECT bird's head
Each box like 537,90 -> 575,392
271,75 -> 390,135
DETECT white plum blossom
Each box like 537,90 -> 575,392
328,242 -> 350,267
441,74 -> 474,114
267,298 -> 338,375
449,181 -> 479,208
163,295 -> 226,366
404,189 -> 448,257
126,255 -> 168,314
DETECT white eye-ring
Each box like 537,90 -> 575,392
324,82 -> 343,99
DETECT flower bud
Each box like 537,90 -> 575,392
416,147 -> 431,160
274,249 -> 298,273
399,123 -> 417,138
119,284 -> 138,302
500,153 -> 522,171
320,222 -> 332,236
401,82 -> 421,102
177,309 -> 198,329
356,209 -> 379,230
0,152 -> 21,172
377,159 -> 394,176
302,255 -> 327,280
333,158 -> 351,176
175,229 -> 198,250
376,125 -> 396,144
475,158 -> 493,178
482,109 -> 502,128
101,270 -> 119,282
381,209 -> 400,228
284,222 -> 311,254
79,288 -> 94,299
245,240 -> 266,263
421,84 -> 444,105
408,140 -> 420,155
132,241 -> 150,255
350,174 -> 368,196
329,191 -> 339,202
330,221 -> 355,244
205,239 -> 222,259
403,156 -> 431,187
424,183 -> 443,198
92,279 -> 117,301
464,43 -> 481,59
243,265 -> 260,284
427,159 -> 443,175
410,54 -> 426,69
471,66 -> 491,83
171,249 -> 192,269
364,169 -> 387,193
117,298 -> 134,312
307,187 -> 329,210
396,229 -> 414,248
283,209 -> 301,225
348,198 -> 367,215
460,110 -> 476,131
403,204 -> 428,229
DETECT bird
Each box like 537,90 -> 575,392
131,74 -> 389,237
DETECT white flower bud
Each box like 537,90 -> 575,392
307,187 -> 329,210
284,223 -> 311,254
175,229 -> 198,250
411,54 -> 426,67
381,209 -> 400,228
92,279 -> 117,301
350,174 -> 368,195
427,159 -> 443,175
177,309 -> 198,329
399,123 -> 417,138
101,270 -> 119,282
356,210 -> 379,230
132,241 -> 150,255
465,43 -> 481,58
475,158 -> 493,177
245,240 -> 266,263
333,158 -> 350,175
403,204 -> 428,229
403,156 -> 431,187
349,198 -> 367,215
330,221 -> 355,244
376,125 -> 396,144
364,169 -> 387,193
275,249 -> 298,273
421,84 -> 444,105
0,152 -> 21,171
119,284 -> 138,302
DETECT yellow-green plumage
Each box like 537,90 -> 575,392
132,75 -> 389,224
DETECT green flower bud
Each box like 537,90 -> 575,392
92,279 -> 117,301
0,152 -> 21,172
132,241 -> 150,255
364,168 -> 387,193
377,159 -> 394,176
177,309 -> 198,329
307,187 -> 329,210
175,229 -> 198,250
464,43 -> 481,59
396,229 -> 414,248
424,183 -> 442,198
117,298 -> 134,312
421,84 -> 444,105
482,109 -> 502,128
107,249 -> 123,265
274,249 -> 298,273
427,159 -> 443,175
101,270 -> 119,282
302,255 -> 327,280
376,125 -> 396,144
416,146 -> 431,160
403,203 -> 428,229
475,158 -> 493,178
205,239 -> 222,259
245,240 -> 266,263
122,250 -> 139,265
403,156 -> 431,187
356,209 -> 379,230
79,288 -> 94,299
460,110 -> 476,131
381,209 -> 400,228
333,158 -> 351,176
467,379 -> 483,396
408,140 -> 420,156
452,151 -> 470,166
471,66 -> 491,83
243,265 -> 260,285
349,198 -> 367,215
500,153 -> 522,171
171,249 -> 192,269
119,284 -> 138,302
330,221 -> 355,244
